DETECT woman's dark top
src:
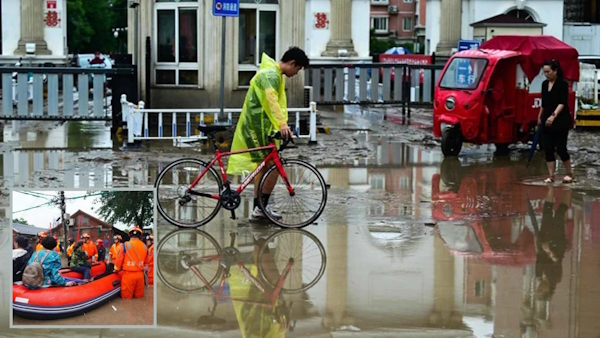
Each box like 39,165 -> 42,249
541,79 -> 571,132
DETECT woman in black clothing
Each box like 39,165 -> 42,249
538,60 -> 574,184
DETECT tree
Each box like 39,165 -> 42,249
87,191 -> 154,229
13,218 -> 29,225
67,0 -> 129,54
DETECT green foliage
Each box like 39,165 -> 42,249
369,29 -> 423,55
13,218 -> 29,225
67,0 -> 129,54
87,191 -> 154,229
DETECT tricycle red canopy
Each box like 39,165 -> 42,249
479,35 -> 580,82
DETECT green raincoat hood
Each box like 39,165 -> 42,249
260,53 -> 280,72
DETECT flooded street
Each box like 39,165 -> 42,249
2,109 -> 600,337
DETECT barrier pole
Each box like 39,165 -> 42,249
309,102 -> 317,144
143,110 -> 149,138
186,112 -> 191,137
295,111 -> 301,136
158,112 -> 163,138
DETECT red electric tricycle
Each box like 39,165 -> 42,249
433,35 -> 580,156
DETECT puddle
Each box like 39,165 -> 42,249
2,120 -> 600,336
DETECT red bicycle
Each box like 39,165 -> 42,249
155,124 -> 328,228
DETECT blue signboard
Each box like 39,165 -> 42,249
455,59 -> 475,87
213,0 -> 240,17
457,40 -> 481,52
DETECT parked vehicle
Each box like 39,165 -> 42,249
433,35 -> 580,156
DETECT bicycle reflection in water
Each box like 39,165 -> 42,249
157,228 -> 327,335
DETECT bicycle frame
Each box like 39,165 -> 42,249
188,255 -> 295,307
187,140 -> 295,201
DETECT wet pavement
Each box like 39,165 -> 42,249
1,108 -> 600,337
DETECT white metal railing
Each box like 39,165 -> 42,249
120,95 -> 318,146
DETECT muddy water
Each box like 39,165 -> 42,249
2,119 -> 600,337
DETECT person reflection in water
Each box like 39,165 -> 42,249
229,235 -> 289,337
534,186 -> 569,304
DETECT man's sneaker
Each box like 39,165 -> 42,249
250,205 -> 283,220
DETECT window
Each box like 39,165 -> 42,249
371,17 -> 389,33
439,58 -> 488,90
371,0 -> 389,4
403,0 -> 413,2
237,0 -> 279,87
475,280 -> 486,297
154,1 -> 200,86
402,17 -> 413,31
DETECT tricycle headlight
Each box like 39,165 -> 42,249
445,97 -> 456,110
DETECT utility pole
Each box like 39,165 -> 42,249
60,191 -> 68,259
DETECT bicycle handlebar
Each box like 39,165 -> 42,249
269,131 -> 296,151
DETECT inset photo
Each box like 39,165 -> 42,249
10,189 -> 156,328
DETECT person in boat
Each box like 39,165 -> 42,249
81,233 -> 98,263
114,226 -> 152,299
26,236 -> 76,287
70,241 -> 93,283
13,236 -> 32,283
96,239 -> 107,262
66,238 -> 75,266
109,235 -> 124,271
145,234 -> 154,287
35,231 -> 47,252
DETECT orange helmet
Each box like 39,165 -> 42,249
38,231 -> 47,238
128,226 -> 143,237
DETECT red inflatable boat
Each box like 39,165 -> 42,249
13,261 -> 122,320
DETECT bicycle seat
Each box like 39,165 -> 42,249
197,124 -> 230,134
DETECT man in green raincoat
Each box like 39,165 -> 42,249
227,47 -> 309,221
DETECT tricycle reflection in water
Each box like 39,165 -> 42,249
434,35 -> 580,156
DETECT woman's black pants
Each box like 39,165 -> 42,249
542,131 -> 570,162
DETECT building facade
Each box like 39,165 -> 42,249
130,0 -> 371,109
1,0 -> 68,63
51,209 -> 114,243
425,0 -> 564,55
369,0 -> 417,42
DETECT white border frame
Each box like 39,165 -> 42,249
9,188 -> 158,329
153,1 -> 203,88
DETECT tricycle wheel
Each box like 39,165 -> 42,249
441,126 -> 463,157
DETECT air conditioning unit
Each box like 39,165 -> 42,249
388,5 -> 398,13
389,30 -> 397,36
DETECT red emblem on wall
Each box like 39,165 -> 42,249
314,12 -> 329,29
46,0 -> 57,9
45,10 -> 61,27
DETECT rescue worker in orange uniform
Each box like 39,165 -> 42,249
35,231 -> 47,252
53,236 -> 61,253
81,233 -> 98,262
145,234 -> 154,287
115,226 -> 151,299
66,238 -> 75,266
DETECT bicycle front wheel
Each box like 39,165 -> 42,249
258,229 -> 327,294
156,229 -> 223,293
155,158 -> 222,228
258,159 -> 327,228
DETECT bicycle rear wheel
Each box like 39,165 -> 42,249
155,158 -> 222,228
257,229 -> 327,294
258,159 -> 327,228
156,228 -> 223,293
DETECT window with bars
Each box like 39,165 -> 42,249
371,17 -> 389,33
154,1 -> 201,86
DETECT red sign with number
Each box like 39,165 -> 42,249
46,0 -> 57,9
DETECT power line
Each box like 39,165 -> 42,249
12,191 -> 110,214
